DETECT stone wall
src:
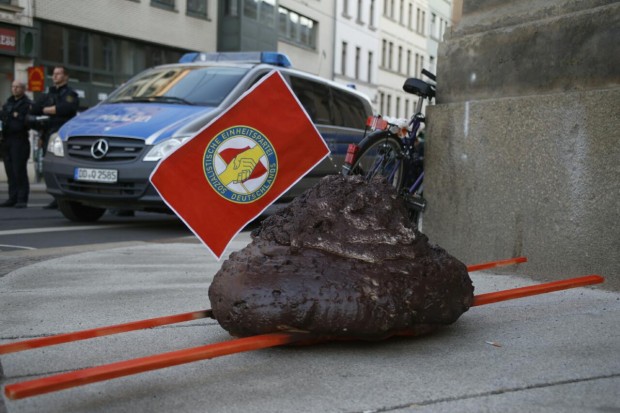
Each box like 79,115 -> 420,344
424,0 -> 620,289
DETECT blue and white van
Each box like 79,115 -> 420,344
43,52 -> 373,221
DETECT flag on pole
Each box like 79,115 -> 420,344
150,71 -> 330,259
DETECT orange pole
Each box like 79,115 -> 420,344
3,275 -> 605,400
4,332 -> 304,400
0,310 -> 212,355
466,256 -> 527,272
472,275 -> 604,306
0,257 -> 525,355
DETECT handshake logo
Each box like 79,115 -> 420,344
203,125 -> 278,204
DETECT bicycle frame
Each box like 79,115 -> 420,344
342,70 -> 435,217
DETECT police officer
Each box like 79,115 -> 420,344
30,66 -> 79,209
0,81 -> 32,208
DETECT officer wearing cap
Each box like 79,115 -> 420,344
30,65 -> 79,209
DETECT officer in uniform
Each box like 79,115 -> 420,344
30,66 -> 79,209
0,81 -> 32,208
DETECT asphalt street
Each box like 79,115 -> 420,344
1,232 -> 618,413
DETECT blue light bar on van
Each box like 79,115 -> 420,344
260,52 -> 292,67
179,51 -> 292,67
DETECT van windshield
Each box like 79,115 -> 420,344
107,66 -> 250,106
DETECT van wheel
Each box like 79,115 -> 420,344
58,200 -> 106,222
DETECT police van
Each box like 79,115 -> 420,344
43,52 -> 373,221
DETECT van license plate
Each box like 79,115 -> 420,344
74,168 -> 118,183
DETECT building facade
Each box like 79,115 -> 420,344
0,0 -> 450,110
333,0 -> 454,114
373,0 -> 450,117
332,0 -> 380,106
0,0 -> 451,184
0,0 -> 34,100
31,0 -> 217,107
277,0 -> 335,80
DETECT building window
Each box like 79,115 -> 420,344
343,0 -> 349,16
390,0 -> 395,18
260,0 -> 276,26
151,0 -> 175,10
369,0 -> 376,27
414,52 -> 419,75
388,41 -> 393,70
244,0 -> 275,23
41,23 -> 64,63
383,0 -> 388,16
406,49 -> 411,76
404,99 -> 409,117
224,0 -> 238,16
408,3 -> 413,29
386,94 -> 392,116
431,12 -> 436,38
187,0 -> 208,18
396,96 -> 400,118
397,45 -> 402,73
367,51 -> 373,83
438,18 -> 442,39
399,0 -> 404,24
244,0 -> 258,19
341,41 -> 347,76
379,91 -> 385,114
68,28 -> 89,68
440,18 -> 448,40
92,34 -> 115,73
416,8 -> 420,32
355,46 -> 360,79
421,11 -> 426,35
278,7 -> 317,49
357,0 -> 363,23
298,15 -> 312,42
381,39 -> 386,67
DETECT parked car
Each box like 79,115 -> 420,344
43,52 -> 373,222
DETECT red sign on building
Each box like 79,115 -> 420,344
0,27 -> 17,52
28,66 -> 45,92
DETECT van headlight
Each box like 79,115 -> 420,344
143,137 -> 190,161
47,133 -> 64,157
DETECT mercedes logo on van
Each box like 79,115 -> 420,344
91,139 -> 109,159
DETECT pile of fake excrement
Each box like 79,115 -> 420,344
210,174 -> 474,340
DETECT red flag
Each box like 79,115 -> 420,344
150,71 -> 330,259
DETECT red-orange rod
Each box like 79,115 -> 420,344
4,275 -> 605,400
0,310 -> 212,355
472,274 -> 604,306
4,333 -> 304,400
466,256 -> 527,272
3,274 -> 604,400
0,257 -> 527,355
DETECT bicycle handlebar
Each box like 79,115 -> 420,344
421,69 -> 436,82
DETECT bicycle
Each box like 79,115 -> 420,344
341,69 -> 436,229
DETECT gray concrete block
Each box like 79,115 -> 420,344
438,2 -> 620,103
424,88 -> 620,290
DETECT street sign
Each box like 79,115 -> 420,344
27,66 -> 45,92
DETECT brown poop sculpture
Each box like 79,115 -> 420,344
209,175 -> 474,339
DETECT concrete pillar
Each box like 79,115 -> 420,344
424,0 -> 620,289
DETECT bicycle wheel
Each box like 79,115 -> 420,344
348,131 -> 404,190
